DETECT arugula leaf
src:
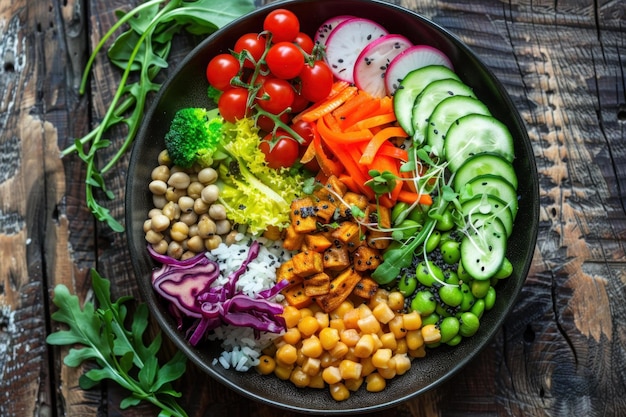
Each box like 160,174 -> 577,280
61,0 -> 255,232
47,269 -> 188,417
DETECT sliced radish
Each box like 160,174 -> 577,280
314,15 -> 354,47
353,34 -> 413,98
384,45 -> 453,95
325,18 -> 389,83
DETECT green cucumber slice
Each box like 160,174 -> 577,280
444,114 -> 515,172
411,78 -> 476,144
452,153 -> 518,192
394,65 -> 459,137
461,194 -> 514,237
426,95 -> 491,157
461,215 -> 507,280
459,174 -> 519,219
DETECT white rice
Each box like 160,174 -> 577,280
205,230 -> 292,372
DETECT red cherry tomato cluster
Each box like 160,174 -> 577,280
205,9 -> 334,169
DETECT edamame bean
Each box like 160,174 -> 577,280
439,316 -> 460,343
494,257 -> 513,279
391,202 -> 411,224
459,312 -> 480,337
457,261 -> 471,282
440,240 -> 461,264
435,210 -> 455,231
421,312 -> 440,326
470,298 -> 485,319
410,290 -> 436,315
424,230 -> 441,253
444,270 -> 459,285
408,206 -> 426,224
398,219 -> 420,240
439,285 -> 463,307
415,260 -> 444,287
459,283 -> 475,312
484,286 -> 496,310
446,334 -> 463,346
471,279 -> 491,299
398,274 -> 418,297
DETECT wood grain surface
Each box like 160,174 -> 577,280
0,0 -> 624,416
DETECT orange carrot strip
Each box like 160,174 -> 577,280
359,126 -> 408,165
292,81 -> 350,123
300,141 -> 316,164
347,112 -> 398,132
316,116 -> 373,144
377,143 -> 409,161
323,112 -> 342,133
397,189 -> 433,206
339,98 -> 381,130
332,91 -> 376,120
299,85 -> 358,123
338,174 -> 359,192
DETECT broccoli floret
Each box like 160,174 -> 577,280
164,107 -> 224,168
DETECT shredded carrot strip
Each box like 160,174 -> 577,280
332,91 -> 375,119
397,189 -> 433,206
359,126 -> 408,165
347,112 -> 397,132
339,98 -> 381,130
299,85 -> 358,123
316,116 -> 373,144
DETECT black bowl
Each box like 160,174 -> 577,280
126,0 -> 539,413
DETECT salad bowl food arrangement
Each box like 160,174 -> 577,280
126,0 -> 539,413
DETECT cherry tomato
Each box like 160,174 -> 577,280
260,131 -> 300,169
266,42 -> 305,80
257,112 -> 290,133
256,78 -> 295,114
234,33 -> 267,68
263,9 -> 300,43
290,119 -> 314,146
299,60 -> 334,102
293,32 -> 314,54
290,92 -> 310,113
218,87 -> 249,123
206,54 -> 240,90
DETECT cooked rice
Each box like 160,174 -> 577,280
206,230 -> 292,372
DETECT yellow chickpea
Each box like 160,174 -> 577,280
365,372 -> 387,392
276,344 -> 298,366
329,383 -> 351,401
256,355 -> 276,375
298,315 -> 320,337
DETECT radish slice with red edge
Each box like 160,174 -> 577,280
325,17 -> 389,83
314,15 -> 354,47
385,44 -> 453,95
353,34 -> 413,98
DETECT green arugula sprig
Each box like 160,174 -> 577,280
61,0 -> 255,232
47,270 -> 189,417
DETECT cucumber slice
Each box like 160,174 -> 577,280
394,65 -> 459,137
461,215 -> 507,280
460,174 -> 519,219
411,78 -> 476,144
452,153 -> 518,192
426,95 -> 491,157
444,114 -> 515,172
461,194 -> 514,237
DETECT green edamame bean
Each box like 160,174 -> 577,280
446,334 -> 463,346
398,219 -> 420,240
391,202 -> 411,224
436,303 -> 453,318
439,285 -> 463,307
398,274 -> 418,297
415,260 -> 444,287
408,206 -> 426,224
444,270 -> 459,285
494,257 -> 513,279
457,261 -> 471,282
459,312 -> 480,337
470,298 -> 485,319
424,230 -> 441,253
421,312 -> 440,326
459,283 -> 475,311
439,316 -> 460,343
411,290 -> 436,315
440,240 -> 461,264
484,286 -> 496,310
435,210 -> 455,231
471,279 -> 491,299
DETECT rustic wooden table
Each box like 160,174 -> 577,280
1,0 -> 625,416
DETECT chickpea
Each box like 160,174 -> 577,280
180,250 -> 197,261
157,149 -> 170,166
151,165 -> 170,182
170,221 -> 189,242
152,194 -> 167,209
186,235 -> 204,253
204,235 -> 222,251
197,167 -> 218,184
167,241 -> 183,259
256,355 -> 276,376
201,184 -> 219,204
208,203 -> 227,220
187,181 -> 204,199
166,186 -> 186,202
224,230 -> 239,245
168,171 -> 191,189
215,219 -> 232,235
151,239 -> 168,255
143,219 -> 152,233
148,179 -> 168,195
289,367 -> 311,388
188,224 -> 198,237
197,215 -> 217,238
365,373 -> 386,393
193,198 -> 209,215
148,208 -> 162,218
178,194 -> 194,213
151,214 -> 171,232
179,211 -> 198,226
145,230 -> 163,245
329,383 -> 350,401
162,201 -> 180,221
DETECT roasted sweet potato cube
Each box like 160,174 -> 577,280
282,224 -> 305,251
304,272 -> 331,297
343,191 -> 369,211
290,197 -> 318,234
314,175 -> 347,201
352,277 -> 379,299
316,268 -> 362,313
304,234 -> 333,252
291,250 -> 324,277
376,205 -> 392,229
315,199 -> 337,223
323,245 -> 351,271
283,283 -> 313,309
366,229 -> 391,250
331,221 -> 361,250
275,259 -> 302,288
353,245 -> 382,271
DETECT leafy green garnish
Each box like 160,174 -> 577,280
47,270 -> 189,417
61,0 -> 255,232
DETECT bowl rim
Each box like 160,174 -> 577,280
126,0 -> 539,413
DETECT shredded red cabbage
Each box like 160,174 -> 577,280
149,240 -> 287,346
